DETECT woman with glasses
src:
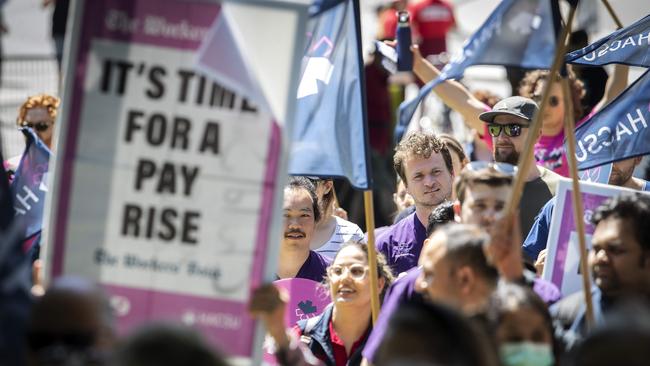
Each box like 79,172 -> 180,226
5,94 -> 60,180
249,241 -> 395,366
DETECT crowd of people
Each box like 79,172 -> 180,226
2,1 -> 650,365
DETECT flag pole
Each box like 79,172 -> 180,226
600,0 -> 624,29
364,190 -> 381,324
504,2 -> 578,215
561,79 -> 595,329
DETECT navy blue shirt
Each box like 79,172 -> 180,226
295,251 -> 331,283
376,212 -> 428,275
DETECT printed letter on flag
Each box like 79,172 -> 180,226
572,69 -> 650,170
566,14 -> 650,67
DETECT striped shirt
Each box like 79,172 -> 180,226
314,216 -> 365,259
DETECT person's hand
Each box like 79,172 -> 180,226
249,284 -> 290,349
31,260 -> 45,297
535,249 -> 547,276
486,211 -> 524,281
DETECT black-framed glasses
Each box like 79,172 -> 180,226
465,161 -> 517,176
21,121 -> 51,132
487,123 -> 527,138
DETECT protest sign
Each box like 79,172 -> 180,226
43,0 -> 307,361
262,278 -> 331,364
542,179 -> 648,296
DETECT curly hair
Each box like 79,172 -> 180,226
394,132 -> 453,186
518,69 -> 585,121
329,241 -> 395,303
16,93 -> 61,126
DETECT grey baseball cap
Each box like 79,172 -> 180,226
479,96 -> 539,124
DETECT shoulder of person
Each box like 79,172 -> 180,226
550,291 -> 584,330
334,216 -> 364,236
538,166 -> 561,194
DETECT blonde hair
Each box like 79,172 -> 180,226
16,94 -> 61,127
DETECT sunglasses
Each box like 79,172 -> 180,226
487,123 -> 527,138
21,121 -> 51,132
465,161 -> 518,176
328,264 -> 368,280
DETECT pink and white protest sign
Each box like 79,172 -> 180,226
262,278 -> 331,364
43,0 -> 308,361
542,179 -> 648,296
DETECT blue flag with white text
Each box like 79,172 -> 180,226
0,134 -> 34,366
289,0 -> 370,190
396,0 -> 555,141
566,14 -> 650,67
572,69 -> 650,170
10,128 -> 51,241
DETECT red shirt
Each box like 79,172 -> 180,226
409,0 -> 455,56
328,320 -> 369,366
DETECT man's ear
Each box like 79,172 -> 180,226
455,266 -> 475,295
634,156 -> 643,166
453,200 -> 462,220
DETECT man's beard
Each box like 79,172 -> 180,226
608,166 -> 634,186
494,145 -> 520,165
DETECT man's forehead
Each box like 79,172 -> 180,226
405,152 -> 444,170
283,188 -> 313,209
465,182 -> 510,200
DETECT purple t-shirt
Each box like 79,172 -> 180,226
363,267 -> 423,362
375,212 -> 428,275
295,251 -> 331,283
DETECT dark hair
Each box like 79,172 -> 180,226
437,224 -> 499,287
486,282 -> 560,359
454,167 -> 513,205
375,301 -> 498,366
426,201 -> 455,237
112,323 -> 229,366
438,133 -> 468,165
393,132 -> 454,187
330,241 -> 395,303
306,177 -> 335,217
286,176 -> 321,222
592,193 -> 650,251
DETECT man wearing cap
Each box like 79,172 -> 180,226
477,96 -> 561,236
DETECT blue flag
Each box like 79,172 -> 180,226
572,69 -> 650,170
10,128 -> 51,241
396,0 -> 555,140
0,134 -> 33,366
288,0 -> 370,190
566,14 -> 650,67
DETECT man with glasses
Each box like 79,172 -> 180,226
478,96 -> 561,237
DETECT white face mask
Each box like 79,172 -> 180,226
499,342 -> 554,366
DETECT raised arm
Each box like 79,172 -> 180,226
593,64 -> 629,112
412,45 -> 487,131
